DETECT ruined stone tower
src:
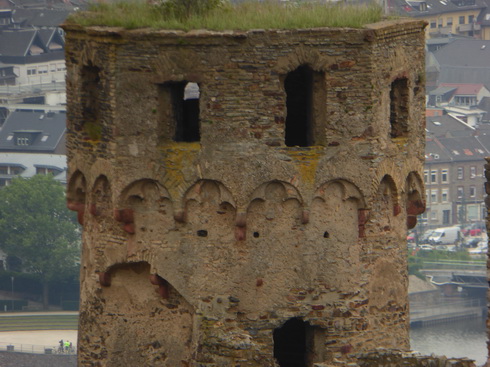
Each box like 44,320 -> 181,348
64,18 -> 426,366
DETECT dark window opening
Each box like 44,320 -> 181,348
158,82 -> 200,143
389,78 -> 409,138
253,232 -> 260,238
323,231 -> 329,238
197,230 -> 208,237
274,318 -> 313,367
81,64 -> 101,138
284,66 -> 315,147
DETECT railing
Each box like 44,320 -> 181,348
410,297 -> 485,325
421,259 -> 486,271
0,341 -> 76,355
0,82 -> 66,95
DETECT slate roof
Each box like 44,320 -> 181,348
38,27 -> 64,48
439,83 -> 486,95
426,138 -> 453,163
426,114 -> 475,138
437,136 -> 489,161
0,111 -> 66,153
0,29 -> 41,57
431,40 -> 490,86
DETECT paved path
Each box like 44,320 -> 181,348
0,312 -> 78,349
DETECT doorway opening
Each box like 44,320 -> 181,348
273,318 -> 314,367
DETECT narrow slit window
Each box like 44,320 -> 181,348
284,65 -> 314,147
158,81 -> 200,143
389,78 -> 409,138
80,64 -> 102,139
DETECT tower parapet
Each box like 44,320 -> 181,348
64,18 -> 428,366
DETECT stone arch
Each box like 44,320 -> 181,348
182,180 -> 236,241
96,261 -> 194,366
66,170 -> 87,225
273,317 -> 322,367
90,175 -> 112,219
311,179 -> 366,241
246,181 -> 303,240
368,175 -> 399,234
116,179 -> 174,235
405,171 -> 425,229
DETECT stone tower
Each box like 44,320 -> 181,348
64,18 -> 426,366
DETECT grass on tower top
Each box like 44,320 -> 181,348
66,1 -> 384,31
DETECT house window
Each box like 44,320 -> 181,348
16,137 -> 29,146
441,169 -> 448,183
389,78 -> 409,138
470,166 -> 476,178
0,178 -> 10,187
457,186 -> 464,198
158,81 -> 200,143
459,16 -> 465,24
470,186 -> 476,197
424,170 -> 428,184
27,68 -> 37,75
443,210 -> 450,224
447,17 -> 453,26
442,189 -> 449,202
50,64 -> 56,72
38,66 -> 48,74
0,166 -> 8,174
469,15 -> 474,23
438,18 -> 443,28
284,65 -> 318,147
431,211 -> 437,220
56,63 -> 65,71
431,170 -> 437,183
457,167 -> 464,179
431,189 -> 438,203
430,20 -> 437,28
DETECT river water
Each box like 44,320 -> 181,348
410,317 -> 487,366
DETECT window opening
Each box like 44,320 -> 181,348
81,64 -> 101,139
389,78 -> 409,138
274,318 -> 314,367
158,81 -> 200,143
284,65 -> 314,147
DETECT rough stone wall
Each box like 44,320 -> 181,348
63,19 -> 427,366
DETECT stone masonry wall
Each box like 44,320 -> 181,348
63,19 -> 428,366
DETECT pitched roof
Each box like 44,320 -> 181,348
437,136 -> 489,161
439,83 -> 486,95
434,40 -> 490,68
426,114 -> 475,138
0,29 -> 39,57
0,111 -> 66,152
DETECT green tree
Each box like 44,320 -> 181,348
0,175 -> 80,310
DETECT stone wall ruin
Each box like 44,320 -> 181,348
63,19 -> 429,366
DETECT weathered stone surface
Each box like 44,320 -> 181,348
63,19 -> 436,366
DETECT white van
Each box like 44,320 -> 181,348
428,226 -> 463,245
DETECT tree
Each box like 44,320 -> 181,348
0,175 -> 80,310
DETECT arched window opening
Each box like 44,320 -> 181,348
274,318 -> 317,367
285,65 -> 315,147
390,78 -> 409,138
158,81 -> 200,143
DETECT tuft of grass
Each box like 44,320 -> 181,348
66,1 -> 384,31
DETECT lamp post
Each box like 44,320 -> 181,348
10,276 -> 14,311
